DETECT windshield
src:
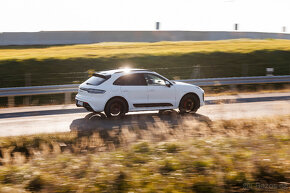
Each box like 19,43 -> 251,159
85,75 -> 108,86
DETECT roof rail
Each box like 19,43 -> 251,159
114,69 -> 149,74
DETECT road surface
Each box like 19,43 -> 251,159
0,92 -> 289,137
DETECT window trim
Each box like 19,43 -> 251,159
113,73 -> 147,86
144,73 -> 171,86
93,73 -> 111,80
85,75 -> 110,86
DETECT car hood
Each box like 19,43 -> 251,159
174,81 -> 192,86
173,81 -> 203,91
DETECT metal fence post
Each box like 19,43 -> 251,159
8,96 -> 15,107
65,92 -> 72,104
24,73 -> 31,105
191,65 -> 201,79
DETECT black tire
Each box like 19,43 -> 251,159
84,112 -> 106,120
158,109 -> 167,114
179,94 -> 199,114
104,98 -> 126,118
84,113 -> 95,119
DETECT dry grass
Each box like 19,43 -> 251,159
205,88 -> 290,97
0,115 -> 289,162
203,83 -> 290,96
0,115 -> 289,192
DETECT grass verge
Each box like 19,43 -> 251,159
0,115 -> 289,192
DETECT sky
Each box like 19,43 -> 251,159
0,0 -> 289,33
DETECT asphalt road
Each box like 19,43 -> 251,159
0,92 -> 289,137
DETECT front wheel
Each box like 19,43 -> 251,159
104,98 -> 126,118
179,94 -> 199,114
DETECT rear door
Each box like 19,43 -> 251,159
113,73 -> 148,110
144,73 -> 176,108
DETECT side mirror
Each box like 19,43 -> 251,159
165,81 -> 171,87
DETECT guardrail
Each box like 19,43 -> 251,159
179,75 -> 290,86
1,75 -> 290,107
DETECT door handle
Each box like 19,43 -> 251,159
148,89 -> 155,92
122,90 -> 129,92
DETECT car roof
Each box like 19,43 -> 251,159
96,68 -> 151,75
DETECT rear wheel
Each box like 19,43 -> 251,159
158,110 -> 167,114
179,94 -> 199,114
104,98 -> 126,118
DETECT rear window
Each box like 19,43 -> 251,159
113,73 -> 147,86
85,74 -> 110,86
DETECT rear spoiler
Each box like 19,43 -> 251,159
92,73 -> 111,79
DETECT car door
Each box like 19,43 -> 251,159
144,73 -> 176,108
113,73 -> 148,110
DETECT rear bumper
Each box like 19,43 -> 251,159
75,93 -> 106,112
75,99 -> 95,112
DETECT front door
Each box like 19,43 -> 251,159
144,73 -> 176,109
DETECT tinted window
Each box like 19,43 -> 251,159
144,73 -> 166,86
85,76 -> 107,86
114,73 -> 147,86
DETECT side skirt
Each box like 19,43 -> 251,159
133,103 -> 173,108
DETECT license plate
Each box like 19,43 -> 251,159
77,100 -> 83,106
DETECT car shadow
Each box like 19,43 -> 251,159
70,110 -> 212,135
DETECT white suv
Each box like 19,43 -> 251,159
76,68 -> 205,117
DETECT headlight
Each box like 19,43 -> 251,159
80,87 -> 106,94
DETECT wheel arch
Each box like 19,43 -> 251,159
179,92 -> 200,110
105,96 -> 129,113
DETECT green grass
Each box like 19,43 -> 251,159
1,39 -> 290,87
0,115 -> 289,192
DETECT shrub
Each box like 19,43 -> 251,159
192,181 -> 217,193
133,142 -> 150,153
254,164 -> 287,184
164,143 -> 180,153
25,176 -> 45,192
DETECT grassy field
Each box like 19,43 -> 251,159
0,115 -> 289,192
0,39 -> 290,87
2,39 -> 290,60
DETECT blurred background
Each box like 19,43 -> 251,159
0,0 -> 289,192
0,0 -> 290,107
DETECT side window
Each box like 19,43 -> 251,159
113,73 -> 147,86
144,73 -> 166,86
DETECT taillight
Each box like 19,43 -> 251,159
80,87 -> 106,94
